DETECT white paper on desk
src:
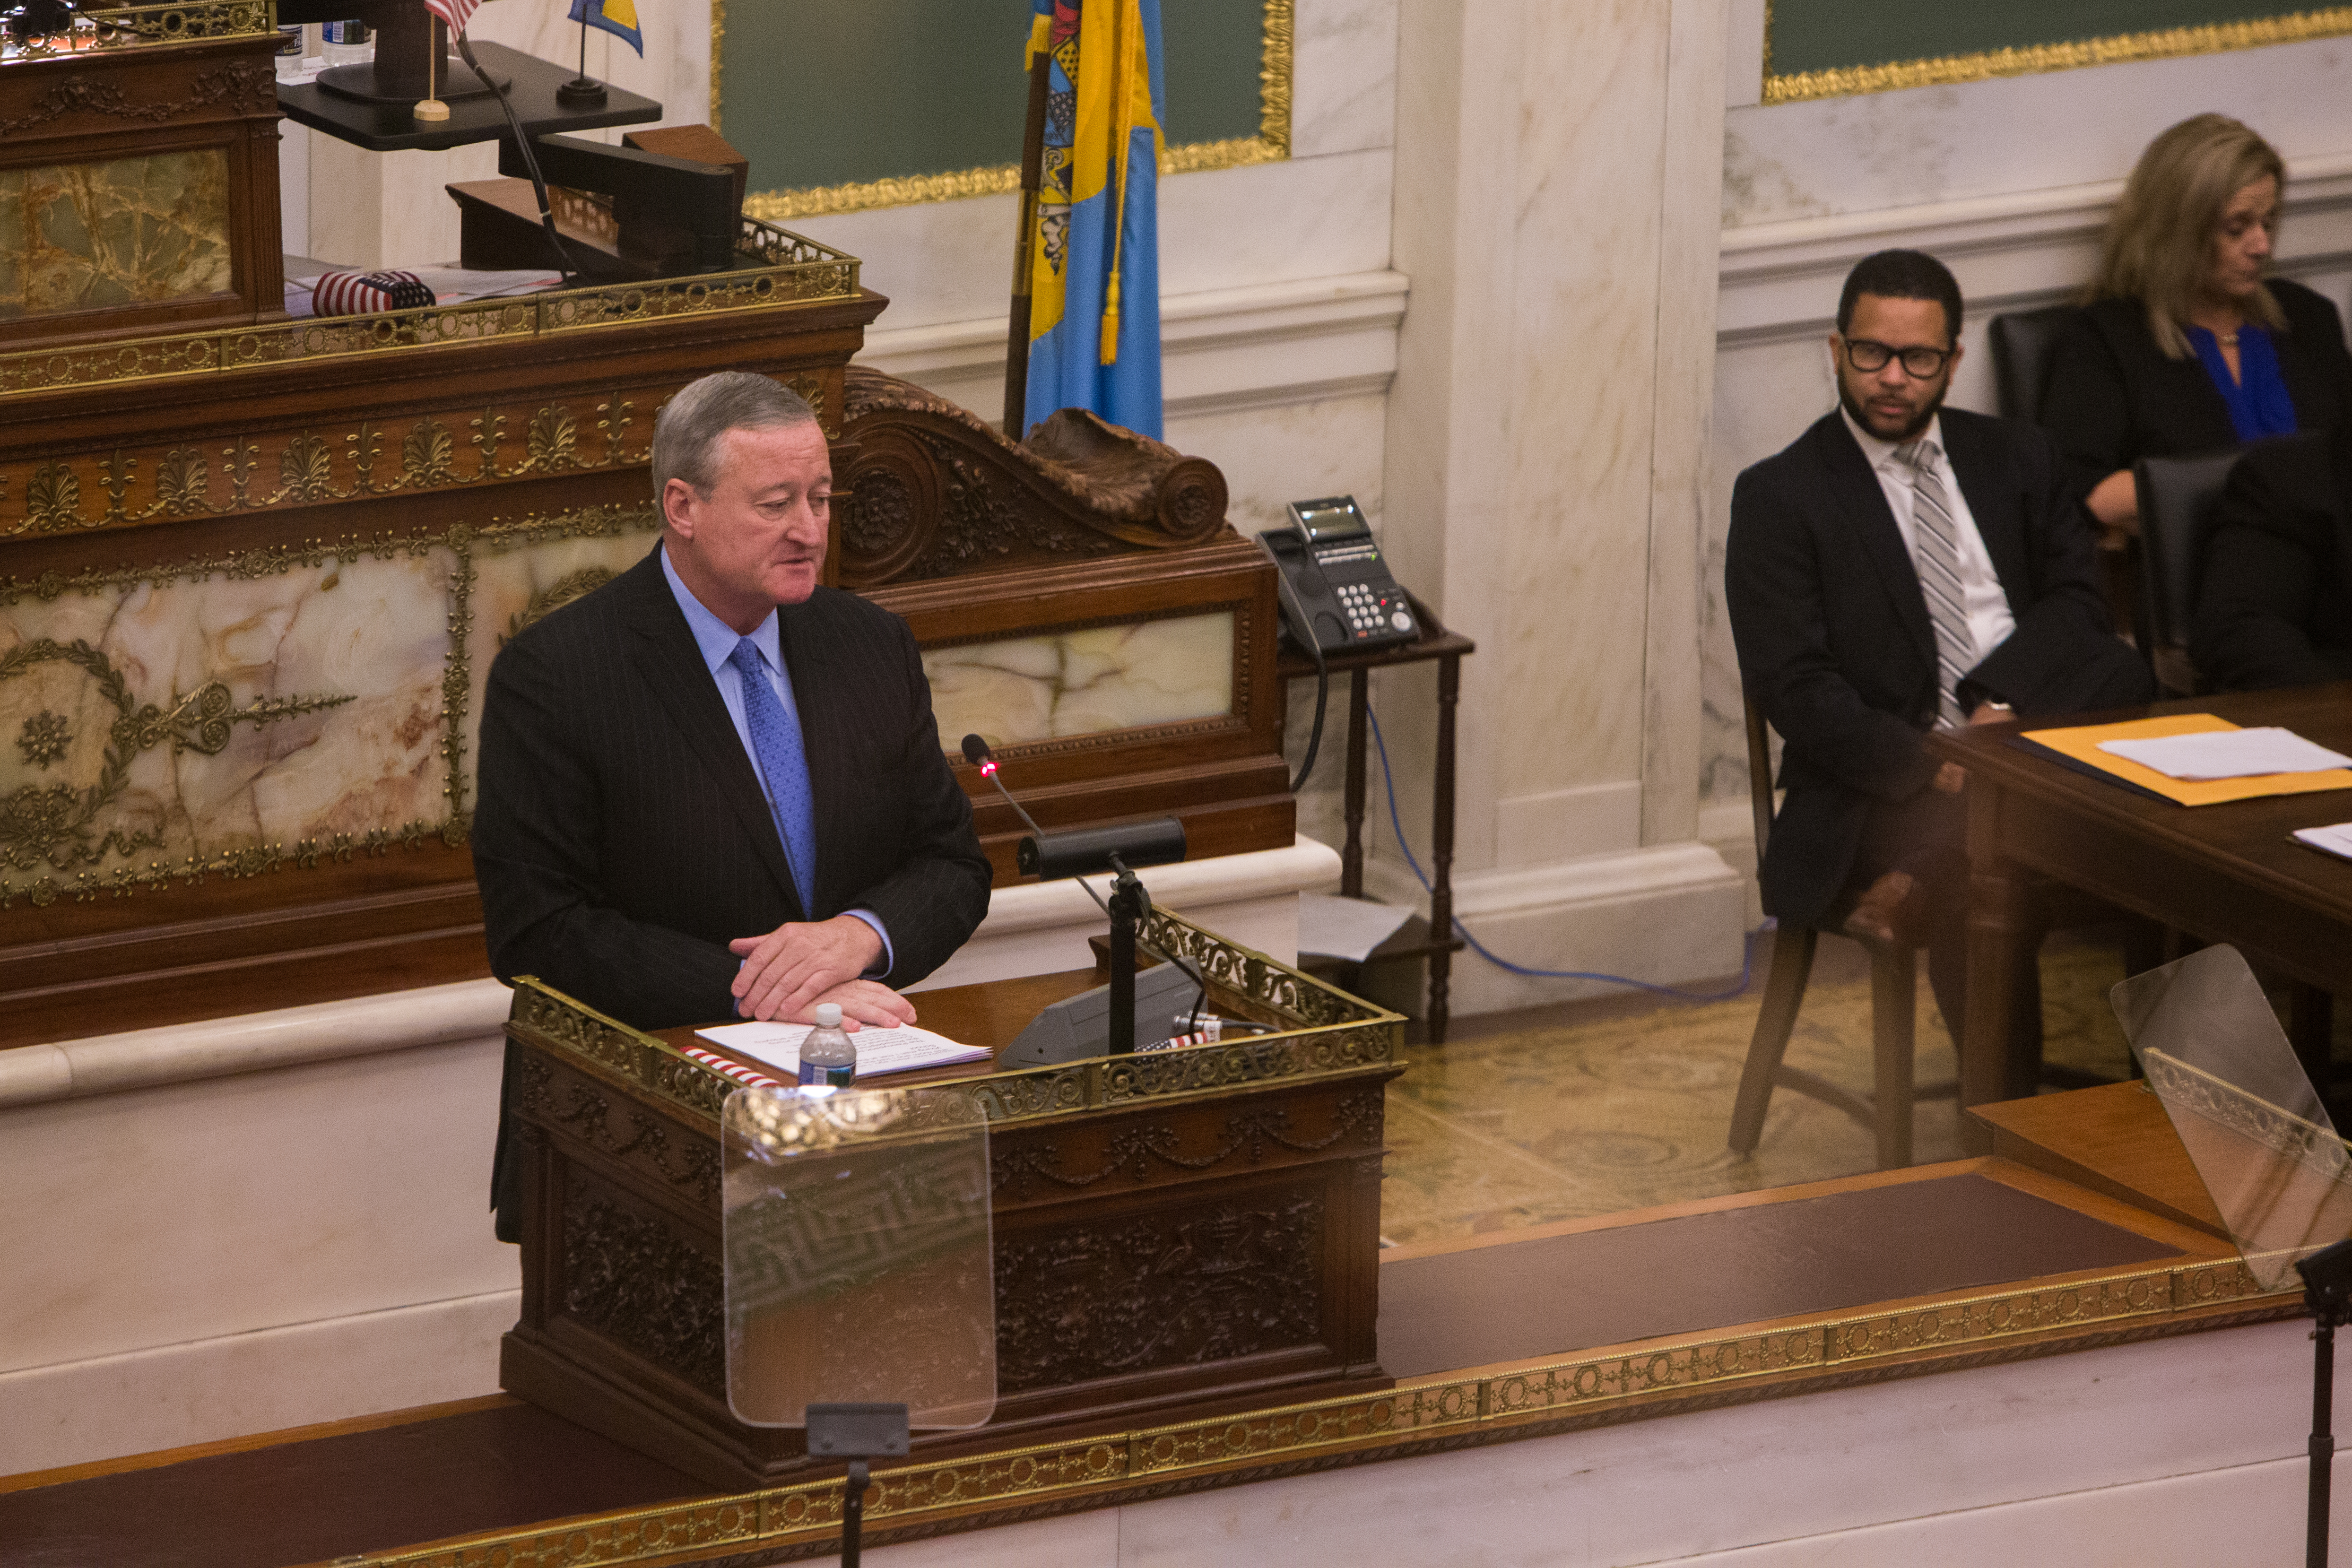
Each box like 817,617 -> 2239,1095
694,1020 -> 990,1078
2096,727 -> 2352,780
1297,892 -> 1415,963
2293,822 -> 2352,863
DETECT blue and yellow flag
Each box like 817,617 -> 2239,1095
1022,0 -> 1163,440
568,0 -> 642,55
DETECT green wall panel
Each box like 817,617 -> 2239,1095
1771,0 -> 2338,78
720,0 -> 1268,203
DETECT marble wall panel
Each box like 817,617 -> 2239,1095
0,549 -> 453,906
1723,33 -> 2352,228
0,150 -> 232,319
1291,0 -> 1400,160
927,612 -> 1235,752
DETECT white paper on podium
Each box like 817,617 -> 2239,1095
696,1019 -> 990,1078
2096,726 -> 2352,780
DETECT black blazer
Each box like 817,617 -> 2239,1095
2191,426 -> 2352,690
1726,408 -> 2153,928
2040,277 -> 2352,499
472,544 -> 991,1030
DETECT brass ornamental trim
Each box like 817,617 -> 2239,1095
1762,5 -> 2352,104
733,0 -> 1293,222
506,907 -> 1405,1129
337,1251 -> 2294,1566
0,221 -> 858,404
0,0 -> 272,62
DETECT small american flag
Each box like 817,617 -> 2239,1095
422,0 -> 480,34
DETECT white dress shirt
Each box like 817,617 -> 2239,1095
1840,407 -> 2016,669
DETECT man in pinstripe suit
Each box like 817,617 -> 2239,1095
472,373 -> 990,1034
1726,251 -> 2149,1055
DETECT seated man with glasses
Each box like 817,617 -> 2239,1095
1726,248 -> 2150,1054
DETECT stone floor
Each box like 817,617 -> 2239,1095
1374,931 -> 2149,1247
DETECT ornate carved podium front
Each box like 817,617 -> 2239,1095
499,912 -> 1402,1491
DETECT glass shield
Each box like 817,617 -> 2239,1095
2111,945 -> 2352,1290
721,1085 -> 996,1429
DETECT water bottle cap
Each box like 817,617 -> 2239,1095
813,1003 -> 842,1028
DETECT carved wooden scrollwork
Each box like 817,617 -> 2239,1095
836,366 -> 1231,588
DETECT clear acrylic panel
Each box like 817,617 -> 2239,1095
721,1085 -> 996,1429
2111,945 -> 2352,1291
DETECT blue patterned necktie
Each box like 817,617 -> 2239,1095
728,636 -> 818,916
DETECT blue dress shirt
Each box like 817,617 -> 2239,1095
2189,323 -> 2299,442
659,545 -> 894,978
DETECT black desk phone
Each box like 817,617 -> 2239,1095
1258,495 -> 1419,656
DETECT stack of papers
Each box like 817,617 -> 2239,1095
1298,892 -> 1415,963
694,1019 -> 991,1079
2294,823 -> 2352,863
2097,728 -> 2352,780
2021,714 -> 2352,806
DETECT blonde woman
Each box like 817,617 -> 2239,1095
2042,113 -> 2352,538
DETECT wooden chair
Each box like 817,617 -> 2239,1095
1727,698 -> 1958,1170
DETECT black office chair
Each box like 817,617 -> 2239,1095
1727,697 -> 1956,1170
2131,447 -> 2247,696
1987,304 -> 2078,423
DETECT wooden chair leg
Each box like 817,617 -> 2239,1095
1729,925 -> 1818,1154
1868,942 -> 1918,1170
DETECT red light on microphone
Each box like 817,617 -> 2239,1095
979,760 -> 998,778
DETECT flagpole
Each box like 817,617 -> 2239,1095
413,12 -> 448,121
1002,43 -> 1051,441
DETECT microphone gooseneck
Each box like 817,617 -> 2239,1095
961,733 -> 1109,916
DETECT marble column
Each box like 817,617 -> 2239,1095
1376,0 -> 1743,1012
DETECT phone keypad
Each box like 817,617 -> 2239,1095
1334,580 -> 1415,641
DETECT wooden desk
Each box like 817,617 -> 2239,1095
499,911 -> 1405,1491
1278,595 -> 1475,1040
1931,683 -> 2352,1147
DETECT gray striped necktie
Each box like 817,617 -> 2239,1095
1893,438 -> 1974,729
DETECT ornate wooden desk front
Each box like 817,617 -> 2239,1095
497,911 -> 1404,1491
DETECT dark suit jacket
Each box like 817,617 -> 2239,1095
1726,408 -> 2153,929
2040,277 -> 2352,499
472,544 -> 992,1030
2191,426 -> 2352,689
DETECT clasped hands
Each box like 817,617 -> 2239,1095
1932,699 -> 2015,795
728,914 -> 915,1030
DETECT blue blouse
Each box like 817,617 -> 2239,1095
2187,322 -> 2299,442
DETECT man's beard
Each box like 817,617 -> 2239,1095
1839,379 -> 1944,443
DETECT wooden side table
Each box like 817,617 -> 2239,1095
1278,595 -> 1475,1041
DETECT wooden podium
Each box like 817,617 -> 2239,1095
497,911 -> 1406,1490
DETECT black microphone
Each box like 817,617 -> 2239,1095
962,734 -> 1109,914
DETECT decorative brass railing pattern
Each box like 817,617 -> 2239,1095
0,0 -> 271,61
343,1251 -> 2292,1566
505,911 -> 1405,1130
0,220 -> 858,403
2141,1048 -> 2352,1187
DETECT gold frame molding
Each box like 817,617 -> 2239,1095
1762,3 -> 2352,104
726,0 -> 1293,223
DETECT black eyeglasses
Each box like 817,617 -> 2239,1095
1843,338 -> 1954,378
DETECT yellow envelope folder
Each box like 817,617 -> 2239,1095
2020,713 -> 2352,807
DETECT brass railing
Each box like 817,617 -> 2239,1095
0,219 -> 862,401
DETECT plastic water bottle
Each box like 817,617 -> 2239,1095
797,1003 -> 856,1089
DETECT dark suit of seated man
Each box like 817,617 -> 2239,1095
472,372 -> 992,1035
1727,250 -> 2152,1053
2192,425 -> 2352,689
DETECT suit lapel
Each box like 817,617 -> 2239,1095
1940,414 -> 2031,605
1816,416 -> 1936,667
621,557 -> 803,917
